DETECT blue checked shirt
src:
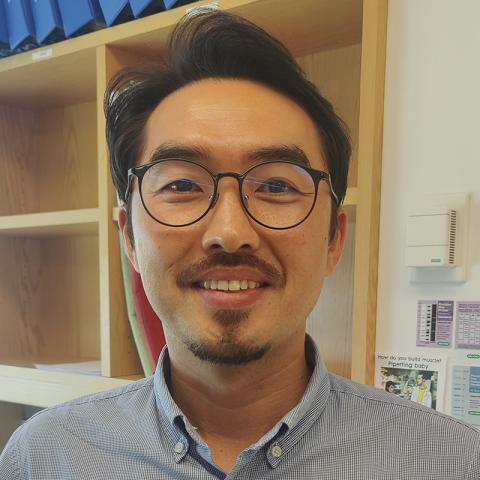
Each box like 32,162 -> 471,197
1,336 -> 480,479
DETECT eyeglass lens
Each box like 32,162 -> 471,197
140,160 -> 317,228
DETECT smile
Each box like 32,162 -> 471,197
201,280 -> 262,291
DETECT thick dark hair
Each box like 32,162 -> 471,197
385,381 -> 396,393
105,9 -> 351,240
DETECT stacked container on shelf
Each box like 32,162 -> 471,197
0,0 -> 195,58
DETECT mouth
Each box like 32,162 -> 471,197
196,279 -> 264,291
189,270 -> 270,310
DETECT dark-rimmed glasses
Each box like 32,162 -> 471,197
125,159 -> 338,230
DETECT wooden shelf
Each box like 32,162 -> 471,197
0,365 -> 136,408
0,209 -> 99,236
0,0 -> 361,108
0,0 -> 386,408
0,48 -> 97,108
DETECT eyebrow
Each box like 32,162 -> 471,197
147,143 -> 312,169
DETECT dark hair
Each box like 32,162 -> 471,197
385,381 -> 396,392
105,9 -> 351,240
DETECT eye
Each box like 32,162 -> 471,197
258,179 -> 298,194
162,178 -> 203,193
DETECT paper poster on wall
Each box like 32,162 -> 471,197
455,301 -> 480,349
375,352 -> 446,412
416,300 -> 453,348
451,365 -> 480,426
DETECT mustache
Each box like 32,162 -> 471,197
177,251 -> 285,288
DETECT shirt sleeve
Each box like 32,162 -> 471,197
0,427 -> 24,480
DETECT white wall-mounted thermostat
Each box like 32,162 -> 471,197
406,193 -> 470,283
406,206 -> 457,267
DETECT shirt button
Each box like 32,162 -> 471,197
174,441 -> 185,454
271,445 -> 282,458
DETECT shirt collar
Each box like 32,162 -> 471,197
153,335 -> 331,465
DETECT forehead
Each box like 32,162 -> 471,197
141,78 -> 325,169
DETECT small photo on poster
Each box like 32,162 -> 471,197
375,353 -> 446,412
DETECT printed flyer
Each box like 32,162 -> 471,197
451,365 -> 480,426
375,352 -> 446,412
416,300 -> 454,348
455,301 -> 480,349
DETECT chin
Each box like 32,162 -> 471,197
185,339 -> 272,365
182,319 -> 272,365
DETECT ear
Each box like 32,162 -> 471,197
118,206 -> 140,273
325,207 -> 347,277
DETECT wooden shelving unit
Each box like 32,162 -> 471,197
0,0 -> 387,407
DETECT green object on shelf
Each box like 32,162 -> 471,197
119,233 -> 155,377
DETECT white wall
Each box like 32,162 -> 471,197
377,0 -> 480,414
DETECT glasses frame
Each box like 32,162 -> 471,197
125,159 -> 339,230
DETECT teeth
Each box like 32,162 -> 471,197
201,280 -> 261,291
228,280 -> 241,291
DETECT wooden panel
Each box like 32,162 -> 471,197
0,106 -> 38,215
351,0 -> 388,385
297,43 -> 361,189
0,235 -> 100,365
307,219 -> 355,377
96,45 -> 146,377
0,237 -> 40,361
36,101 -> 98,212
38,236 -> 100,361
0,102 -> 97,216
0,49 -> 96,109
115,0 -> 363,58
234,0 -> 362,56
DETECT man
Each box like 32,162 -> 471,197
410,373 -> 433,408
1,10 -> 479,480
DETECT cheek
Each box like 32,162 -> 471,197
132,210 -> 192,309
134,229 -> 194,324
283,227 -> 329,279
132,200 -> 190,272
136,228 -> 189,283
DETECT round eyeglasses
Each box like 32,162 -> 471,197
125,159 -> 339,230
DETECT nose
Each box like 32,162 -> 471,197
201,177 -> 260,253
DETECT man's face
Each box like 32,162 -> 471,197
417,375 -> 425,386
120,79 -> 346,365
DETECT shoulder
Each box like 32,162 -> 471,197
327,373 -> 480,439
0,376 -> 165,478
9,376 -> 155,447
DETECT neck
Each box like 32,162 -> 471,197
167,335 -> 312,447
